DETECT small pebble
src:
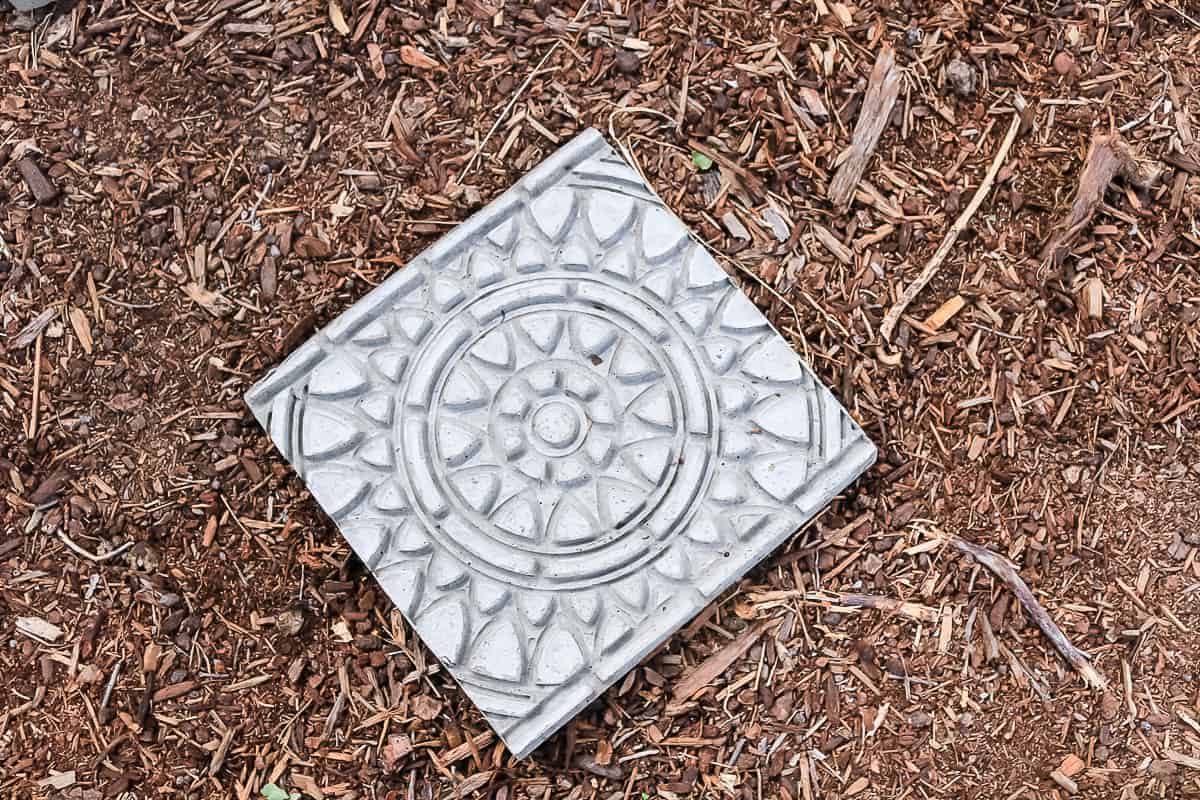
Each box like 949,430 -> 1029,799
945,58 -> 977,97
16,157 -> 59,205
354,634 -> 381,651
276,608 -> 305,637
1053,51 -> 1075,76
905,27 -> 923,47
908,711 -> 932,728
615,51 -> 640,75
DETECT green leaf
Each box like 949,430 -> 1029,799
691,150 -> 714,171
260,784 -> 289,800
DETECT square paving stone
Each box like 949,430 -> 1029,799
246,128 -> 876,758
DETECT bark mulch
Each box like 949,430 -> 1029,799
2,1 -> 1199,798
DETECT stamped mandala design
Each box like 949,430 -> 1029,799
246,129 -> 875,757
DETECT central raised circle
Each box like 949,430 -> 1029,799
531,400 -> 582,450
399,276 -> 720,590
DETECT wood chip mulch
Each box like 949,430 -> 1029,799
2,1 -> 1199,799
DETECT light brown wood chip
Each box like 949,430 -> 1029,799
828,46 -> 901,210
671,619 -> 771,703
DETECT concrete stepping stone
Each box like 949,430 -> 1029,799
8,0 -> 55,11
246,128 -> 875,758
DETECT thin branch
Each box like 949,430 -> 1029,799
880,102 -> 1024,341
58,530 -> 133,563
747,589 -> 939,623
459,41 -> 562,178
937,530 -> 1108,690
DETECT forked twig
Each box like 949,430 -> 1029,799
936,530 -> 1107,690
59,530 -> 133,563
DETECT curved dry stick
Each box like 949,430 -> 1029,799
58,530 -> 133,563
938,531 -> 1107,690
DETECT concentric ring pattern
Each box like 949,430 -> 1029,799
246,129 -> 875,758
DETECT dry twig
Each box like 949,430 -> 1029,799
936,531 -> 1107,690
58,531 -> 133,563
880,103 -> 1024,341
827,593 -> 940,624
747,589 -> 939,623
460,40 -> 561,177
